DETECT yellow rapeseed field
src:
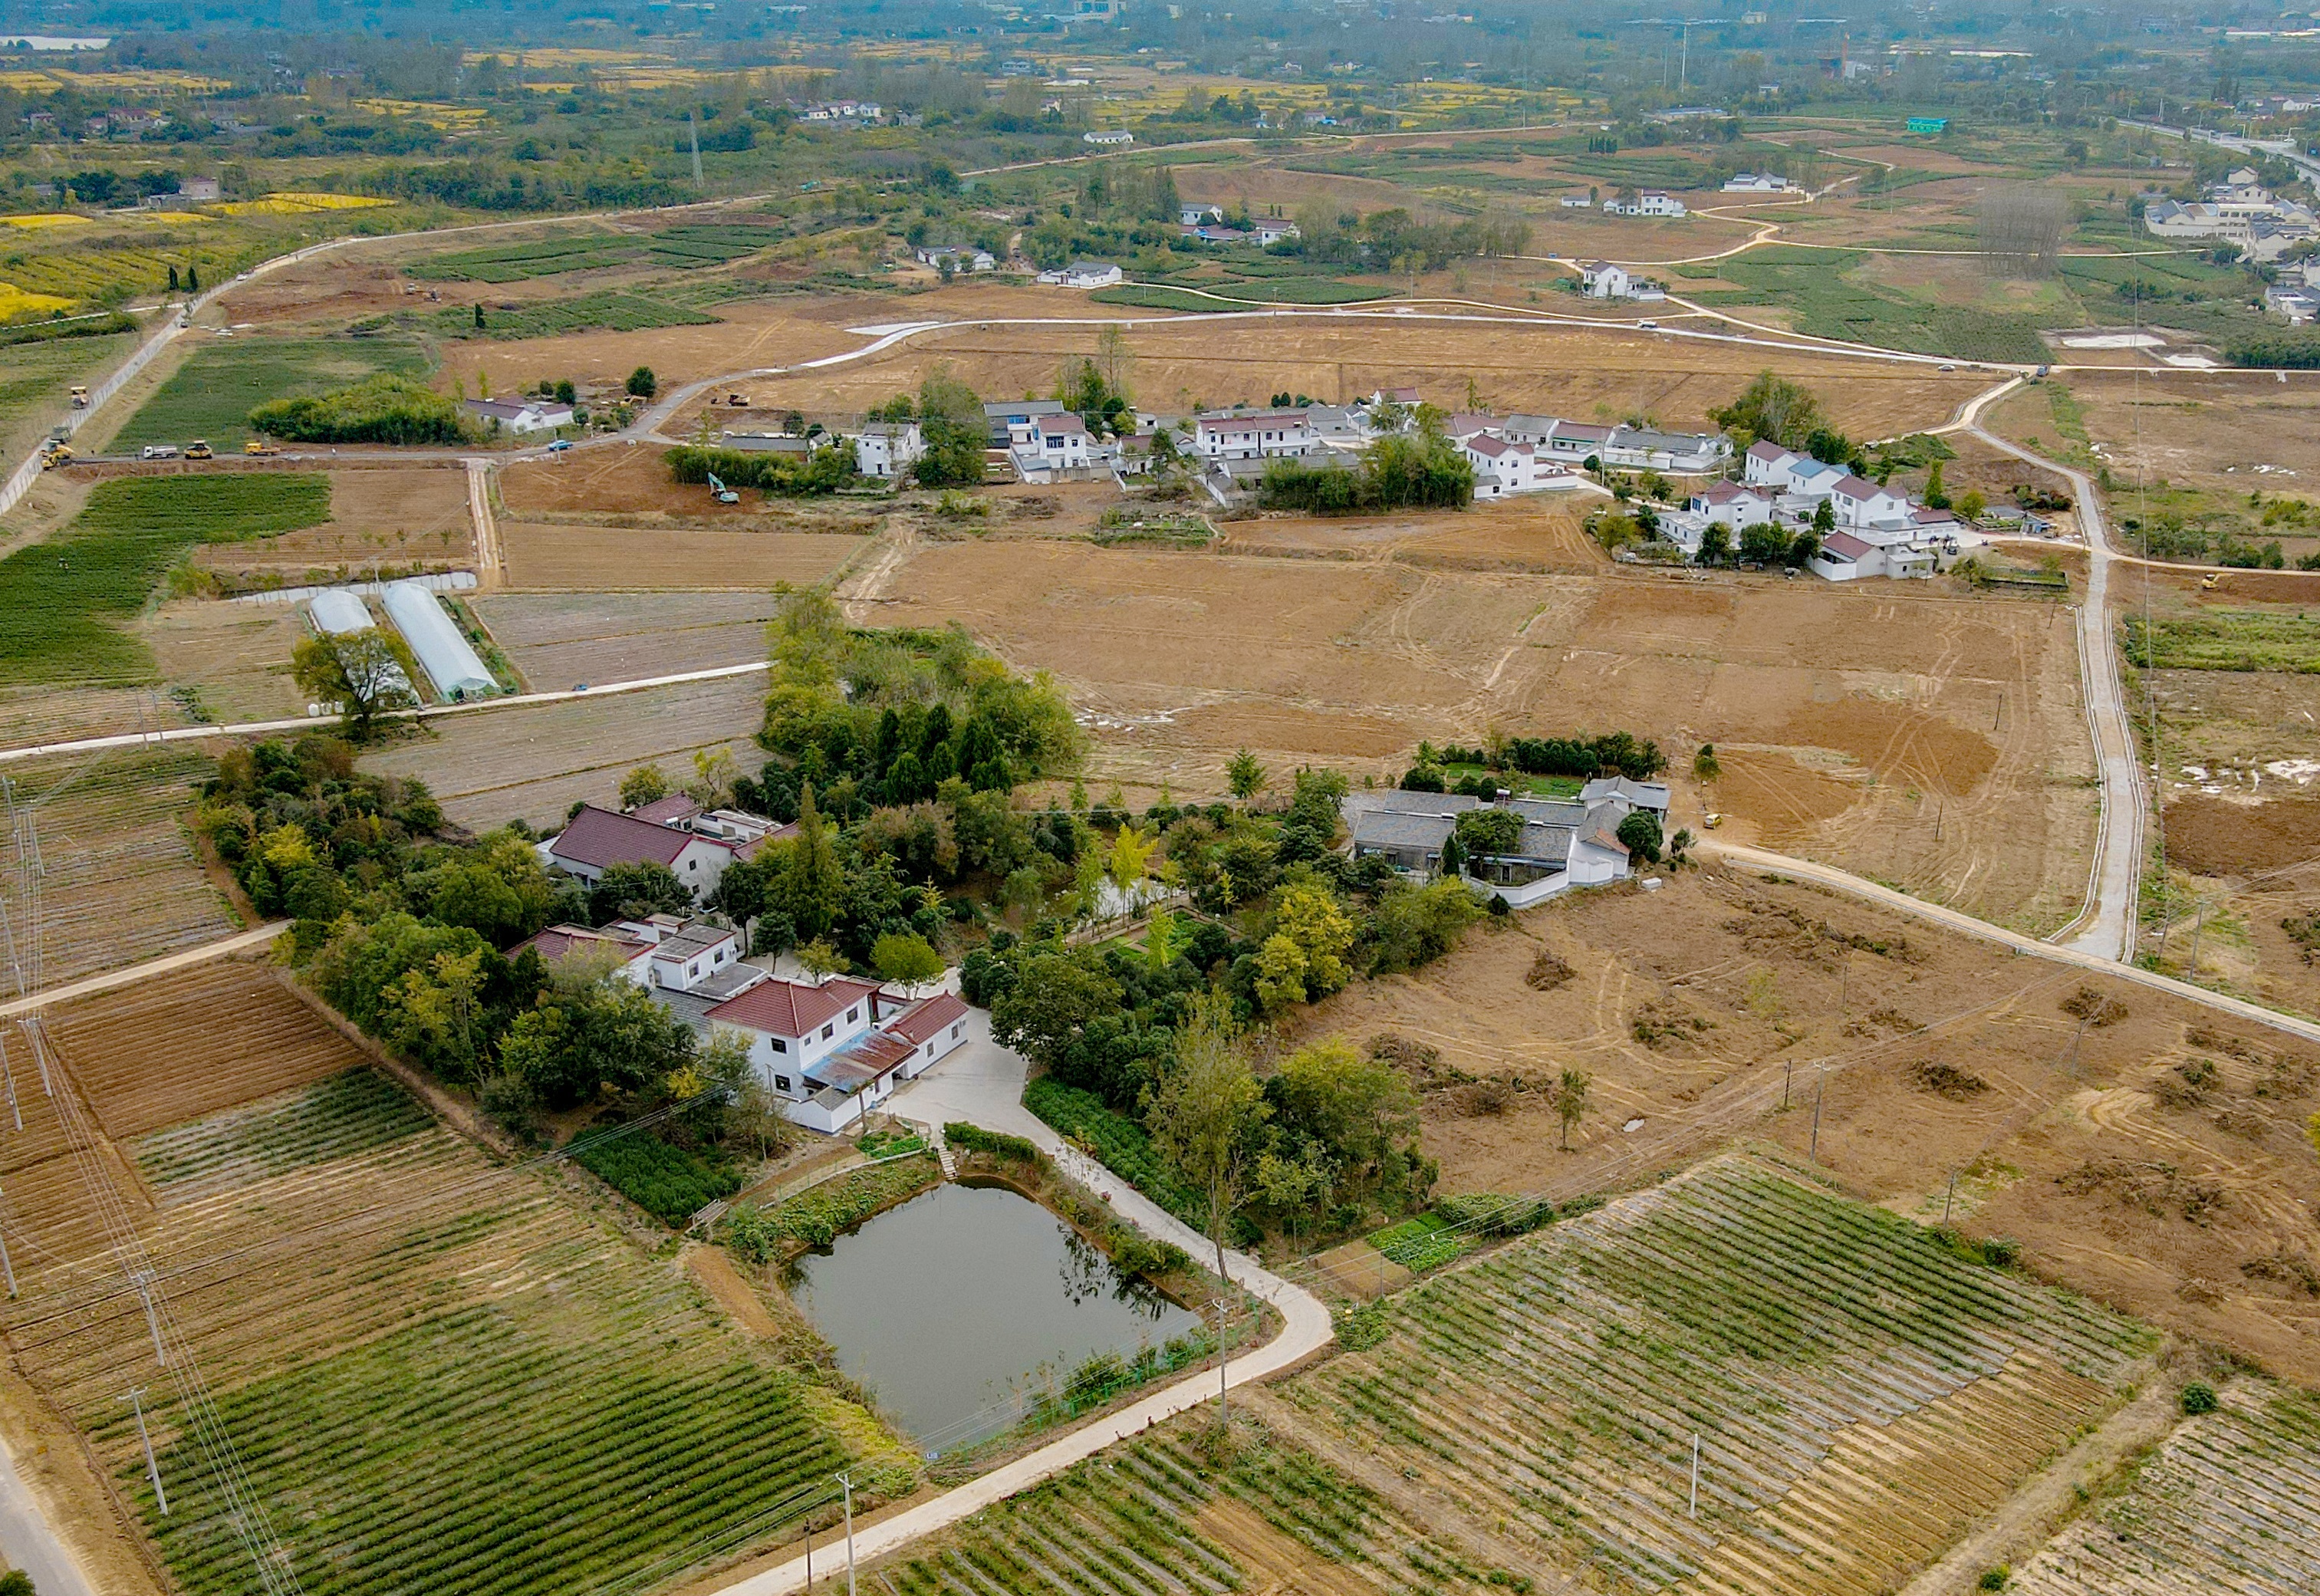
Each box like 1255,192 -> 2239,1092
0,214 -> 90,231
0,283 -> 79,318
214,193 -> 395,216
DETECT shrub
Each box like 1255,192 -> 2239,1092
1977,1568 -> 2010,1591
2180,1380 -> 2220,1415
569,1124 -> 741,1227
1980,1235 -> 2022,1268
1103,1223 -> 1192,1278
664,442 -> 857,497
250,373 -> 472,445
944,1120 -> 1039,1161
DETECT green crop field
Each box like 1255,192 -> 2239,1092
406,234 -> 648,282
1684,248 -> 2052,364
443,291 -> 719,342
0,473 -> 330,685
2124,609 -> 2320,673
875,1155 -> 2157,1596
644,222 -> 787,265
571,1120 -> 742,1226
1022,1078 -> 1206,1226
116,334 -> 430,449
1090,285 -> 1239,313
0,326 -> 134,453
1204,278 -> 1394,304
5,1061 -> 910,1596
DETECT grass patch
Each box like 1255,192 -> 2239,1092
1203,277 -> 1395,304
0,473 -> 330,686
117,334 -> 429,450
1022,1077 -> 1207,1227
1367,1212 -> 1476,1272
568,1123 -> 742,1228
1092,509 -> 1216,547
442,291 -> 717,342
1687,247 -> 2051,363
2124,609 -> 2320,673
721,1154 -> 942,1257
1089,284 -> 1239,313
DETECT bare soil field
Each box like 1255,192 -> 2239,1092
499,445 -> 885,531
357,675 -> 767,828
874,530 -> 2094,927
1223,495 -> 1601,573
191,466 -> 473,585
1299,866 -> 2320,1385
44,962 -> 364,1140
0,683 -> 192,751
474,591 -> 785,682
726,312 -> 1988,438
0,749 -> 238,992
498,519 -> 867,590
2010,372 -> 2320,497
139,599 -> 310,723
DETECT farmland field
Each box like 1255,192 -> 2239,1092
0,749 -> 237,990
862,1156 -> 2154,1596
0,473 -> 330,685
0,987 -> 908,1596
0,326 -> 135,462
193,466 -> 474,587
497,522 -> 867,591
2009,1381 -> 2320,1594
473,591 -> 787,682
357,673 -> 768,828
439,290 -> 718,342
114,335 -> 432,451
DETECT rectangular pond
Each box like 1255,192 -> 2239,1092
785,1180 -> 1202,1453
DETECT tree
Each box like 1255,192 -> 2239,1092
1693,743 -> 1720,780
688,747 -> 735,806
1438,829 -> 1466,880
186,263 -> 198,292
795,938 -> 841,983
619,763 -> 671,809
1105,823 -> 1157,896
627,366 -> 658,399
473,302 -> 485,330
1788,529 -> 1821,567
1226,748 -> 1267,801
589,861 -> 693,923
1710,370 -> 1823,449
911,364 -> 988,487
0,1568 -> 36,1596
1253,877 -> 1355,1012
772,787 -> 844,940
1615,808 -> 1663,864
1554,1068 -> 1591,1150
167,262 -> 179,292
1923,461 -> 1951,510
1696,522 -> 1733,567
872,931 -> 945,990
1812,498 -> 1837,535
1145,995 -> 1269,1427
1738,522 -> 1789,566
990,949 -> 1121,1074
291,630 -> 418,740
1958,488 -> 1987,522
1270,1037 -> 1420,1200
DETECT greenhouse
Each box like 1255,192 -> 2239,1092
380,581 -> 495,701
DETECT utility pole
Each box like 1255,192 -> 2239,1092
1212,1295 -> 1232,1433
1688,1433 -> 1700,1519
841,1476 -> 858,1596
134,1269 -> 166,1365
689,107 -> 705,186
2189,901 -> 2206,977
1783,1059 -> 1792,1111
1942,1170 -> 1959,1226
0,1028 -> 18,1132
0,1191 -> 13,1298
1810,1063 -> 1825,1163
129,1387 -> 167,1515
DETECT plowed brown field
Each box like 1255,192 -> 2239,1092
499,520 -> 867,591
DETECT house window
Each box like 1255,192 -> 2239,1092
775,1074 -> 791,1092
952,1022 -> 963,1038
772,1038 -> 788,1054
846,1007 -> 859,1023
822,1024 -> 834,1040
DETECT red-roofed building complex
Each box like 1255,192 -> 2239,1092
705,978 -> 971,1134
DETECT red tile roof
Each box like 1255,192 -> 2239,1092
550,805 -> 712,870
629,795 -> 703,826
885,991 -> 968,1045
1821,530 -> 1874,559
706,975 -> 880,1038
512,925 -> 652,965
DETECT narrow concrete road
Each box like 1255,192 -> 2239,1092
0,1439 -> 95,1596
1954,380 -> 2145,962
703,1012 -> 1334,1596
0,921 -> 288,1018
465,459 -> 502,588
1702,840 -> 2320,1047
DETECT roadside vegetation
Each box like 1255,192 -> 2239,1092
115,333 -> 429,450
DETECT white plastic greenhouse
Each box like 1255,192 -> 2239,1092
307,589 -> 377,637
381,581 -> 497,701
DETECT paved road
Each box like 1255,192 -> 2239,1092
1952,380 -> 2146,962
0,921 -> 289,1018
1703,840 -> 2320,1046
702,1012 -> 1333,1596
0,1439 -> 94,1596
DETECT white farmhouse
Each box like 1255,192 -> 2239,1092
706,979 -> 969,1134
544,805 -> 746,903
1341,785 -> 1666,909
1012,411 -> 1094,478
1462,434 -> 1575,497
1722,173 -> 1794,193
1828,472 -> 1914,529
1193,409 -> 1317,461
461,398 -> 573,435
1578,259 -> 1632,298
854,420 -> 926,479
1607,190 -> 1687,217
1037,259 -> 1124,288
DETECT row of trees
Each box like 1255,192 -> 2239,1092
1259,429 -> 1474,515
249,374 -> 471,445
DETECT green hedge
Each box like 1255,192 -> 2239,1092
249,373 -> 472,445
569,1126 -> 742,1228
664,443 -> 857,496
944,1121 -> 1039,1160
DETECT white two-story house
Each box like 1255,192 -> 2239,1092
706,978 -> 971,1134
854,421 -> 926,480
1193,410 -> 1317,461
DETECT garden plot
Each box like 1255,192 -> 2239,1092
139,599 -> 311,724
357,674 -> 768,828
2008,1382 -> 2320,1595
0,1044 -> 901,1596
193,467 -> 475,587
472,591 -> 786,683
0,749 -> 236,991
1281,1157 -> 2151,1596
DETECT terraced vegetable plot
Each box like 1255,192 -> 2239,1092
0,749 -> 237,989
406,234 -> 647,282
2009,1382 -> 2320,1595
0,1031 -> 902,1596
1278,1157 -> 2154,1596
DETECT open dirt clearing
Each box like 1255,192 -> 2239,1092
873,538 -> 2094,931
192,466 -> 474,584
140,598 -> 310,723
473,591 -> 785,683
357,674 -> 766,829
1302,866 -> 2320,1385
498,520 -> 866,591
2023,372 -> 2320,498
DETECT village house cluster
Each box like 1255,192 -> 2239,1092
2144,164 -> 2318,262
524,795 -> 971,1134
1653,439 -> 1987,580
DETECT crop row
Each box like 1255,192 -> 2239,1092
1283,1160 -> 2148,1592
2010,1386 -> 2320,1595
445,290 -> 718,342
406,234 -> 647,281
130,1067 -> 435,1198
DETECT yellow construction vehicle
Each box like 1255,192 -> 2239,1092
2200,573 -> 2222,591
38,441 -> 73,469
67,385 -> 87,409
184,439 -> 214,460
244,439 -> 281,456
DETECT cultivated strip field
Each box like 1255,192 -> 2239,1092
357,675 -> 768,828
0,749 -> 236,990
0,973 -> 904,1596
2009,1382 -> 2320,1596
496,523 -> 866,591
868,1157 -> 2154,1596
473,591 -> 788,683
